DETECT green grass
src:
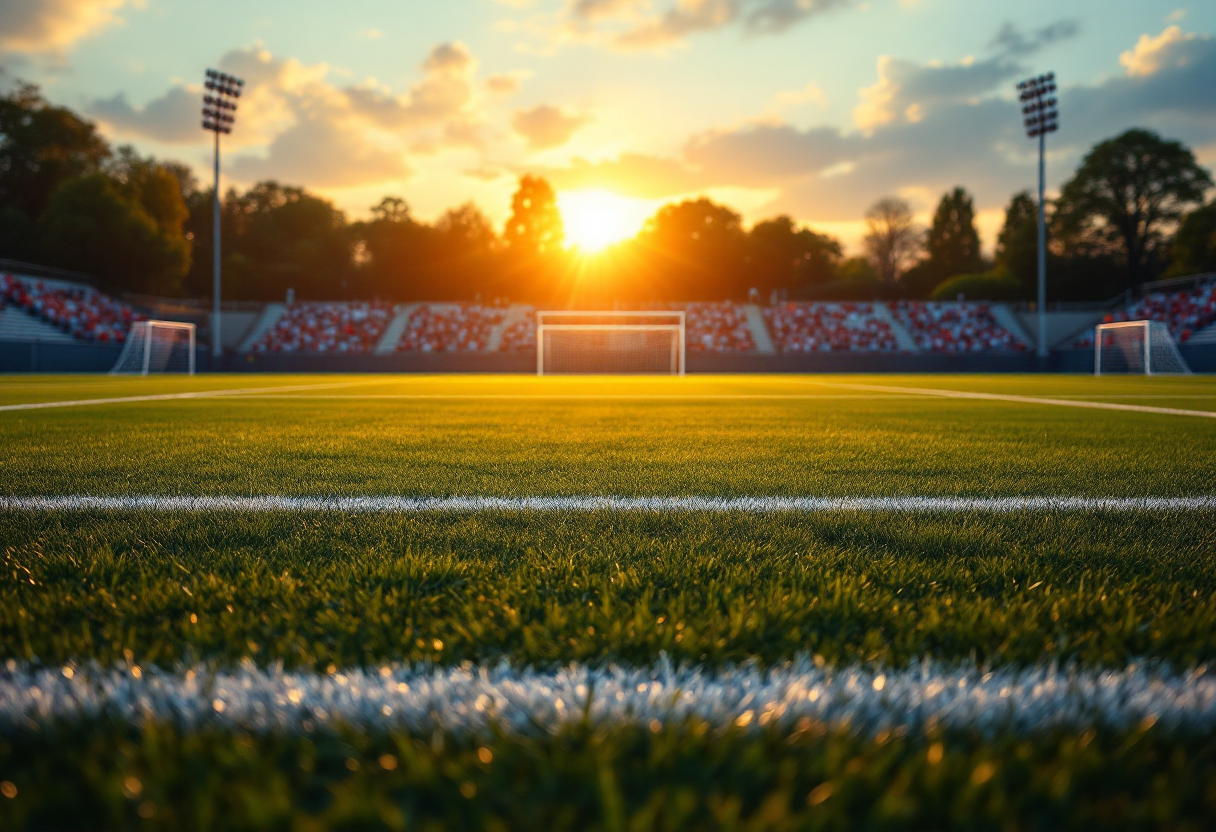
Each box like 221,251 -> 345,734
1,373 -> 1215,830
3,512 -> 1215,671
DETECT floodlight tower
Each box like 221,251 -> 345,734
1017,72 -> 1058,360
201,69 -> 244,360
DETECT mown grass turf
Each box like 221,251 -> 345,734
3,720 -> 1214,831
0,374 -> 1213,497
3,512 -> 1215,670
2,373 -> 1214,829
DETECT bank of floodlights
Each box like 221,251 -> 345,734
201,68 -> 244,360
1018,73 -> 1058,139
1016,72 -> 1059,360
202,69 -> 242,134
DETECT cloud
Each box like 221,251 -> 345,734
1119,25 -> 1201,77
486,73 -> 526,96
540,0 -> 852,52
511,105 -> 590,150
229,114 -> 409,189
854,53 -> 1019,132
0,0 -> 136,53
989,19 -> 1080,57
90,86 -> 202,144
537,153 -> 705,199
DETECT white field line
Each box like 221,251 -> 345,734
232,393 -> 920,401
1,495 -> 1213,513
3,659 -> 1215,737
0,380 -> 379,413
817,381 -> 1216,419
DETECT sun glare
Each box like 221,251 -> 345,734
558,190 -> 648,253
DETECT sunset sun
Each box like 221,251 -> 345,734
558,190 -> 648,253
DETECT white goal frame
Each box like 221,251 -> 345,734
536,310 -> 686,376
110,320 -> 196,376
1094,320 -> 1191,376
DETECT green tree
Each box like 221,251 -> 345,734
0,82 -> 110,259
1054,128 -> 1213,288
749,216 -> 842,295
635,198 -> 748,299
503,175 -> 563,256
923,186 -> 983,281
1167,199 -> 1216,277
994,191 -> 1039,285
350,196 -> 434,299
37,172 -> 189,294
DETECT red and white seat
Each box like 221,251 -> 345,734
398,305 -> 504,352
891,302 -> 1028,352
1,274 -> 144,343
1075,282 -> 1216,347
252,302 -> 393,353
764,302 -> 898,353
684,302 -> 755,352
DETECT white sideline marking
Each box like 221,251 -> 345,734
818,382 -> 1216,419
4,659 -> 1216,736
1,495 -> 1213,513
0,381 -> 377,413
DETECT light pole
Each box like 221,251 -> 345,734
201,69 -> 243,361
1017,72 -> 1058,360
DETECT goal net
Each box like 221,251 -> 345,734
1094,320 -> 1191,376
110,320 -> 196,375
537,311 -> 685,375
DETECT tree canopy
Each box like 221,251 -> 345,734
1054,128 -> 1213,288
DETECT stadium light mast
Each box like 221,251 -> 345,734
202,69 -> 244,361
1017,72 -> 1058,361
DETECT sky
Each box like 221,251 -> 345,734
1,0 -> 1214,254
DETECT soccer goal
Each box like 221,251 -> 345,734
1094,320 -> 1191,376
536,311 -> 685,375
110,320 -> 196,375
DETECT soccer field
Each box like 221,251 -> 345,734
2,373 -> 1215,830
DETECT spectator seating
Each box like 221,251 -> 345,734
398,304 -> 505,352
684,302 -> 755,352
1075,282 -> 1216,346
891,301 -> 1028,352
763,302 -> 898,353
251,302 -> 393,353
1,273 -> 143,343
498,316 -> 536,352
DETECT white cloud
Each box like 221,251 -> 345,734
511,105 -> 590,150
0,0 -> 138,53
1120,25 -> 1200,77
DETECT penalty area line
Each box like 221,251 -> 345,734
815,381 -> 1216,419
1,495 -> 1213,513
0,380 -> 380,413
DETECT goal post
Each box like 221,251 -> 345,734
110,320 -> 197,375
1094,320 -> 1191,376
536,311 -> 685,376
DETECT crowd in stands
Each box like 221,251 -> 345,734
1,273 -> 143,343
891,301 -> 1028,352
764,302 -> 898,353
251,302 -> 393,353
1075,281 -> 1216,346
684,302 -> 755,352
398,304 -> 504,352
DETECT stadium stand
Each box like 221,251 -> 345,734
1,273 -> 143,343
398,304 -> 505,352
1074,281 -> 1216,347
250,302 -> 393,353
498,315 -> 536,352
763,302 -> 899,353
891,301 -> 1029,352
684,302 -> 756,352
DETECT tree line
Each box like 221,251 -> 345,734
2,81 -> 1214,305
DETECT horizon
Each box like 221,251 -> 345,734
1,1 -> 1214,255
